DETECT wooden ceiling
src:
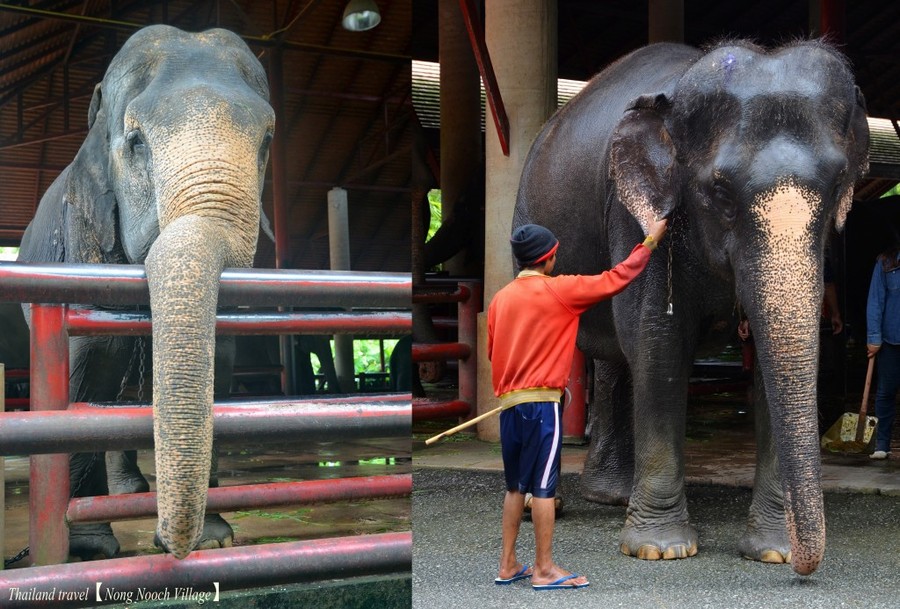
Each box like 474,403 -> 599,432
0,0 -> 412,272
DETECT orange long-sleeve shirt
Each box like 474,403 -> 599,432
487,243 -> 652,406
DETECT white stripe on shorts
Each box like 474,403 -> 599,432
539,402 -> 560,490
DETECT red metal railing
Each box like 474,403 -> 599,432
411,281 -> 481,421
0,262 -> 411,602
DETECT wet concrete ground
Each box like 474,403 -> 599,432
412,394 -> 900,608
3,437 -> 411,566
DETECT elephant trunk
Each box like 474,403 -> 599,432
145,215 -> 229,558
739,180 -> 826,575
142,96 -> 262,558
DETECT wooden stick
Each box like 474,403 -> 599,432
424,404 -> 508,446
855,356 -> 876,443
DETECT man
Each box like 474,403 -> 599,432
487,219 -> 667,590
866,244 -> 900,460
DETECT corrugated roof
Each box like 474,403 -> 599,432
412,60 -> 900,193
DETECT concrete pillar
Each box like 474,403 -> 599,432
328,187 -> 356,393
648,0 -> 684,43
439,0 -> 482,276
476,0 -> 557,441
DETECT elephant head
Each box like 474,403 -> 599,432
57,25 -> 275,558
609,40 -> 869,575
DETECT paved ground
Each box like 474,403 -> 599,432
412,396 -> 900,608
412,467 -> 900,609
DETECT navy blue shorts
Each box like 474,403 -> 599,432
499,401 -> 562,499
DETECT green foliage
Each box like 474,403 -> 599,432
309,338 -> 400,374
0,246 -> 19,261
881,183 -> 900,198
427,189 -> 442,241
355,338 -> 399,373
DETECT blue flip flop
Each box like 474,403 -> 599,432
532,573 -> 590,590
494,565 -> 533,585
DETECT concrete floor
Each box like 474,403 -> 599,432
411,394 -> 900,608
3,437 -> 411,567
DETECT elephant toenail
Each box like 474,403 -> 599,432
760,550 -> 787,564
636,545 -> 662,560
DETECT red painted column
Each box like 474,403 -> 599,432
29,304 -> 70,565
562,347 -> 587,443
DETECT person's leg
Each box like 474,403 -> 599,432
529,402 -> 588,587
497,407 -> 531,580
499,490 -> 529,578
874,344 -> 900,453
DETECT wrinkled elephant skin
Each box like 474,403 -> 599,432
514,40 -> 869,575
18,25 -> 275,559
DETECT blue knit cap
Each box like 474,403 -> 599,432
510,224 -> 559,267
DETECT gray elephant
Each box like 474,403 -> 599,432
514,39 -> 868,576
15,24 -> 275,560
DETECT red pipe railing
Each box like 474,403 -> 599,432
0,532 -> 412,609
411,281 -> 481,422
0,400 -> 410,455
67,475 -> 412,524
0,263 -> 412,592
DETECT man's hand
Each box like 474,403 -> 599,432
867,343 -> 881,359
648,218 -> 668,243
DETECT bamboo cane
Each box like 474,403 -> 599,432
424,404 -> 509,446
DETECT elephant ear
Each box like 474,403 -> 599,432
608,93 -> 680,235
834,85 -> 870,232
259,206 -> 275,242
62,83 -> 120,264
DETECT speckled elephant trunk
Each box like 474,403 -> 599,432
144,96 -> 261,559
738,180 -> 827,575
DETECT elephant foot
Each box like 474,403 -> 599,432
197,514 -> 234,550
579,461 -> 632,506
580,480 -> 630,506
523,494 -> 564,518
106,451 -> 150,495
154,514 -> 234,554
738,526 -> 791,564
619,522 -> 698,560
69,523 -> 120,561
107,472 -> 150,495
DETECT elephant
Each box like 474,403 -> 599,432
15,24 -> 276,560
513,39 -> 869,576
232,333 -> 340,395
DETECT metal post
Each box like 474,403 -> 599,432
269,47 -> 295,396
328,187 -> 356,392
29,304 -> 70,565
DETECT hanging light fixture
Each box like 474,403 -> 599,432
342,0 -> 381,32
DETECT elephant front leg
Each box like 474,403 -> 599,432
739,363 -> 791,563
580,359 -> 634,505
67,335 -> 135,560
619,354 -> 697,560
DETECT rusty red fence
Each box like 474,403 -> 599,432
411,280 -> 481,422
0,262 -> 412,604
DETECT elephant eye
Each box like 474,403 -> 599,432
831,169 -> 847,202
258,132 -> 273,167
711,178 -> 737,221
125,129 -> 146,155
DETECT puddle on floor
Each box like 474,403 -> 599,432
3,437 -> 410,566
